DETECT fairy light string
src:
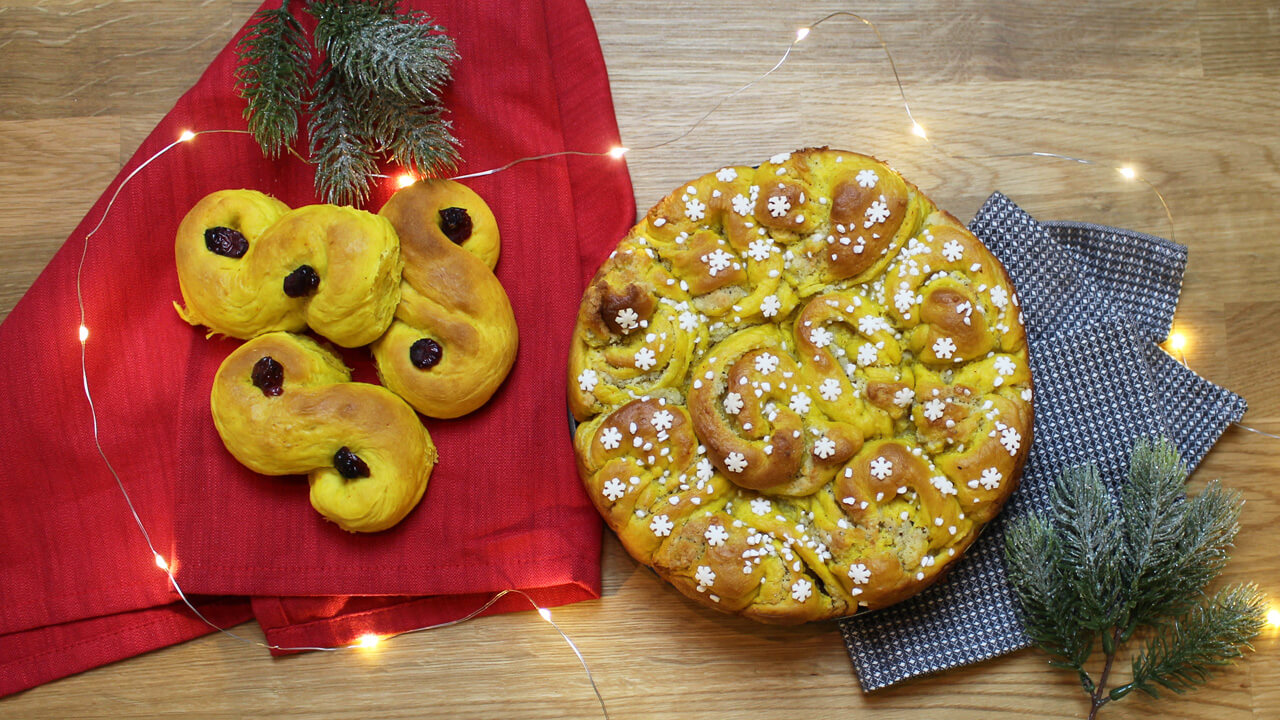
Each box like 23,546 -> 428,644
62,7 -> 1275,714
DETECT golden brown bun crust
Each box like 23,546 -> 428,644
174,190 -> 402,348
371,180 -> 518,419
569,148 -> 1034,623
211,332 -> 435,533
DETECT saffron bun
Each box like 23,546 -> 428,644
371,180 -> 518,419
569,148 -> 1033,623
211,332 -> 435,533
174,190 -> 402,348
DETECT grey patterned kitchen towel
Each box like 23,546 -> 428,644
839,193 -> 1248,691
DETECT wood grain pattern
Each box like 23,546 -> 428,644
1,1 -> 1277,718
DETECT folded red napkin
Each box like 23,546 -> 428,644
0,0 -> 632,693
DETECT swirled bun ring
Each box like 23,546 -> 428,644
569,148 -> 1033,623
174,190 -> 403,347
371,180 -> 518,419
211,332 -> 436,533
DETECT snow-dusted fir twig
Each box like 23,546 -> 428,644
235,0 -> 459,205
1004,438 -> 1264,720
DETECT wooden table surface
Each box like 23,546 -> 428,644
2,1 -> 1277,718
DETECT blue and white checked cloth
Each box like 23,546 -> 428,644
839,193 -> 1247,691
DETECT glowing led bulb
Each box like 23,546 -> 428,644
795,27 -> 810,42
607,146 -> 628,159
537,607 -> 553,622
911,122 -> 928,139
78,325 -> 89,343
395,173 -> 416,189
356,633 -> 381,649
1168,330 -> 1187,352
1117,165 -> 1137,180
178,130 -> 196,143
1268,608 -> 1280,629
154,553 -> 168,571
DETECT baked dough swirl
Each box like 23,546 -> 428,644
570,148 -> 1033,623
174,190 -> 402,347
371,180 -> 518,419
211,332 -> 435,533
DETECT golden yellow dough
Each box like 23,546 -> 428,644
568,148 -> 1033,623
211,332 -> 435,533
371,180 -> 518,419
174,190 -> 403,348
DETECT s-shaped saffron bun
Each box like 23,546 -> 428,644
569,148 -> 1033,623
174,190 -> 403,348
371,180 -> 518,419
211,332 -> 435,533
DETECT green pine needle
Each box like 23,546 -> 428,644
234,0 -> 460,206
235,2 -> 310,157
1005,437 -> 1263,719
308,65 -> 380,206
1123,583 -> 1266,699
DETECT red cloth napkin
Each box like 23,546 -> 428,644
0,0 -> 632,694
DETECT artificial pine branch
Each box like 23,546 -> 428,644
234,0 -> 460,205
1004,437 -> 1264,719
234,1 -> 310,157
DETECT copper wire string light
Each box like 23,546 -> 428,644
58,8 -> 1273,716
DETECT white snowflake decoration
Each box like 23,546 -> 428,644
703,249 -> 734,276
856,344 -> 878,366
932,336 -> 957,359
747,239 -> 774,263
634,347 -> 657,371
716,167 -> 738,182
818,378 -> 842,401
770,152 -> 791,164
599,426 -> 622,450
684,197 -> 706,221
731,193 -> 754,216
791,578 -> 813,602
809,327 -> 834,348
704,525 -> 729,547
813,436 -> 837,459
754,352 -> 780,375
649,514 -> 674,537
577,368 -> 598,393
848,563 -> 871,585
725,452 -> 748,473
893,387 -> 915,408
979,467 -> 1003,490
863,194 -> 890,227
855,169 -> 879,188
695,565 -> 716,588
989,285 -> 1009,309
869,456 -> 893,480
923,398 -> 946,421
723,392 -> 744,415
696,458 -> 714,482
651,409 -> 674,432
750,498 -> 772,515
601,478 -> 626,501
994,356 -> 1017,377
858,315 -> 890,335
615,307 -> 639,332
941,239 -> 964,262
894,285 -> 916,315
679,311 -> 699,332
760,295 -> 781,318
789,392 -> 812,414
767,194 -> 791,218
930,475 -> 957,496
1000,427 -> 1022,455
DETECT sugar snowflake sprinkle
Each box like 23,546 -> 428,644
649,514 -> 674,537
979,467 -> 1003,490
767,194 -> 791,218
813,436 -> 837,459
848,563 -> 871,585
855,169 -> 879,188
577,368 -> 598,393
760,295 -> 781,318
634,347 -> 657,371
869,456 -> 893,480
705,524 -> 729,547
615,307 -> 639,332
819,378 -> 842,401
599,426 -> 622,450
725,452 -> 748,473
723,392 -> 744,415
601,478 -> 626,501
932,336 -> 957,359
754,352 -> 780,374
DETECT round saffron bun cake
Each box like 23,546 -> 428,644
568,147 -> 1033,623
